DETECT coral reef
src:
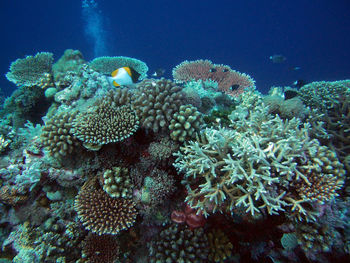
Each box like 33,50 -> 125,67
174,100 -> 345,220
1,50 -> 349,263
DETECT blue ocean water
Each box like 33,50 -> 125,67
0,0 -> 349,96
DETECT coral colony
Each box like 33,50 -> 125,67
0,50 -> 349,263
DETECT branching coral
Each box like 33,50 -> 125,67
41,110 -> 80,158
169,104 -> 204,142
100,166 -> 133,199
74,178 -> 137,235
133,78 -> 184,133
6,52 -> 54,87
174,100 -> 345,220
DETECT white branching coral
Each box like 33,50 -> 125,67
174,101 -> 345,220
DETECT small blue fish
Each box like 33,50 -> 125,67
269,54 -> 287,63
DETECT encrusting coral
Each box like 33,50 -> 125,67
74,177 -> 137,235
133,78 -> 184,133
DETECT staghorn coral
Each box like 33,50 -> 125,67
174,97 -> 345,220
89,56 -> 148,80
133,78 -> 184,133
82,234 -> 120,263
169,104 -> 204,142
148,224 -> 210,263
72,100 -> 138,150
74,177 -> 137,235
6,52 -> 54,87
207,229 -> 234,263
172,59 -> 255,97
100,166 -> 133,199
41,110 -> 80,158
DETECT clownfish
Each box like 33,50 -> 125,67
109,67 -> 140,87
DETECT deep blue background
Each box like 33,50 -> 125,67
0,0 -> 349,96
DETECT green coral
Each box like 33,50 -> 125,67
169,104 -> 203,142
89,56 -> 148,80
101,166 -> 133,199
6,52 -> 54,87
174,96 -> 345,220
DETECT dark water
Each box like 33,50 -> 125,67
0,0 -> 349,96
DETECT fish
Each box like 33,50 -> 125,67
109,67 -> 140,87
289,66 -> 301,71
269,54 -> 287,63
152,68 -> 165,78
292,79 -> 308,88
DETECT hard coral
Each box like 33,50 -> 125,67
41,110 -> 80,158
172,59 -> 255,97
89,56 -> 149,80
6,52 -> 54,87
133,78 -> 184,133
72,100 -> 139,149
174,97 -> 345,220
148,224 -> 209,263
82,234 -> 120,263
74,178 -> 137,235
169,104 -> 204,142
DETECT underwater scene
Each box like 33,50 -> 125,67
0,0 -> 349,262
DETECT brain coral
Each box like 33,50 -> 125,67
41,110 -> 80,158
133,78 -> 184,133
72,99 -> 139,149
6,52 -> 54,87
74,178 -> 137,235
89,56 -> 148,80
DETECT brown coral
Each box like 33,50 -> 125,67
74,178 -> 137,235
41,110 -> 80,158
82,234 -> 120,263
133,78 -> 184,133
72,100 -> 139,148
